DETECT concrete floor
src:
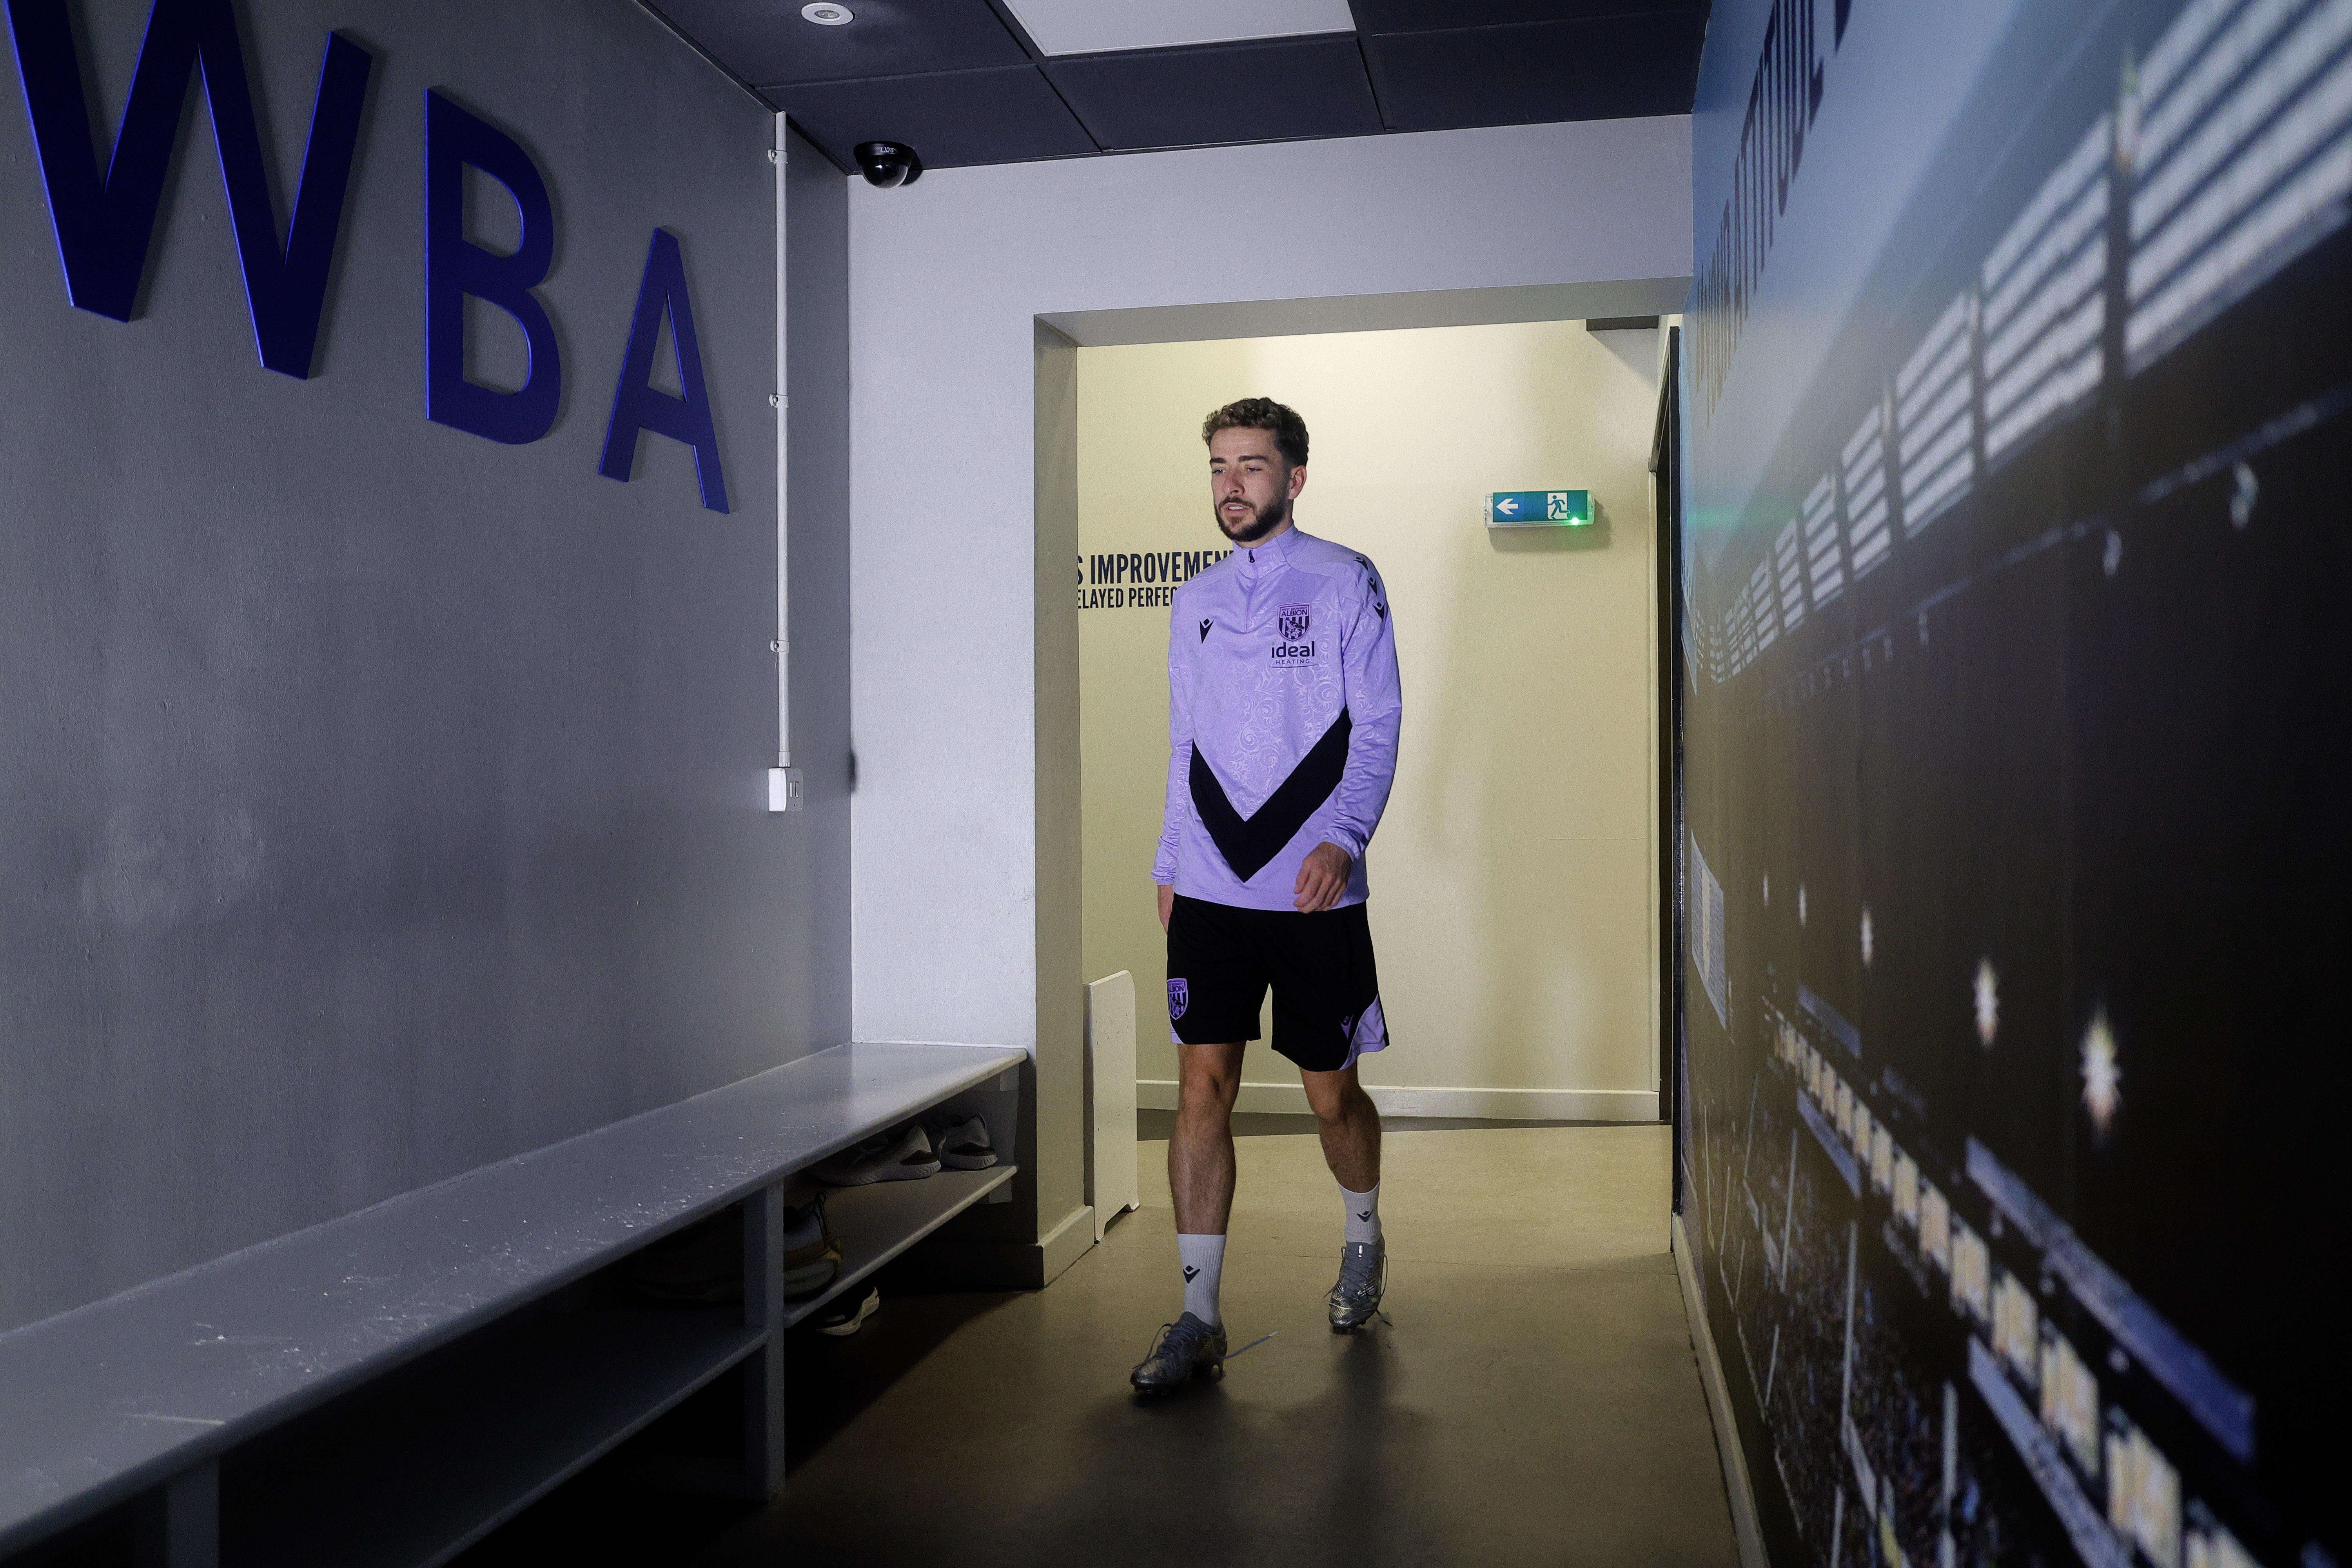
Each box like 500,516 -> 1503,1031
461,1123 -> 1739,1566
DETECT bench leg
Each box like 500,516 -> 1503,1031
740,1179 -> 788,1501
135,1461 -> 217,1568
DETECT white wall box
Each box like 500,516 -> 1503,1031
1085,971 -> 1141,1241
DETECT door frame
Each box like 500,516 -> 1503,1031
1649,325 -> 1688,1191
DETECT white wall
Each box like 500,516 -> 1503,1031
1078,324 -> 1664,1120
847,117 -> 1689,1239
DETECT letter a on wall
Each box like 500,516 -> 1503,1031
4,0 -> 372,378
424,91 -> 562,445
599,229 -> 729,513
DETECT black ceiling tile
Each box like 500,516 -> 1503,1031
655,0 -> 1029,86
977,0 -> 1047,59
1045,35 -> 1381,152
1351,0 -> 1699,32
775,66 -> 1099,168
1361,12 -> 1704,130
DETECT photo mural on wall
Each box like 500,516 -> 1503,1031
1678,1 -> 2350,1566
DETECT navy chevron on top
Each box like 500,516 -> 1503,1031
1187,711 -> 1354,884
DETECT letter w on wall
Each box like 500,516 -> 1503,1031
5,0 -> 373,379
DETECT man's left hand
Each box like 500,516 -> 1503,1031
1294,842 -> 1352,913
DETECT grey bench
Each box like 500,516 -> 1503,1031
0,1040 -> 1026,1568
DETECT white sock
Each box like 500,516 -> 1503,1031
1177,1233 -> 1225,1325
1341,1181 -> 1382,1246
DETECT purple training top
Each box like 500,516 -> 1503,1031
1153,525 -> 1403,912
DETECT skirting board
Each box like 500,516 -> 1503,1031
1135,1080 -> 1660,1122
894,1202 -> 1096,1290
1672,1214 -> 1770,1568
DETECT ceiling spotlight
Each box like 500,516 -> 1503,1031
802,3 -> 852,24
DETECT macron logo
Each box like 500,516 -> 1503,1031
1183,1265 -> 1199,1283
1356,1211 -> 1372,1223
1199,619 -> 1212,641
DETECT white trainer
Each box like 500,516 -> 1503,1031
781,1192 -> 842,1299
812,1123 -> 940,1186
815,1286 -> 880,1337
931,1113 -> 998,1169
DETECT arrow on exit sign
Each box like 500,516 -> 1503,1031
1483,490 -> 1593,527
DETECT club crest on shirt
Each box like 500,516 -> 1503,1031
1278,604 -> 1312,642
1167,978 -> 1189,1019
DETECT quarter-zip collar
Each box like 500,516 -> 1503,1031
1235,523 -> 1298,584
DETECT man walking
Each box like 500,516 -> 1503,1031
1130,397 -> 1403,1395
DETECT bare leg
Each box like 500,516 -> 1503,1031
1170,1041 -> 1245,1234
1301,1064 -> 1381,1192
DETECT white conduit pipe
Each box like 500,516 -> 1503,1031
768,114 -> 800,811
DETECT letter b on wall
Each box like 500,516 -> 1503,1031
425,91 -> 560,444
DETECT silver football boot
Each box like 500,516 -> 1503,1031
1328,1241 -> 1388,1333
1130,1312 -> 1228,1394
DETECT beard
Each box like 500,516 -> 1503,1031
1215,493 -> 1290,543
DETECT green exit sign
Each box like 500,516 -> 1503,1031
1484,490 -> 1593,527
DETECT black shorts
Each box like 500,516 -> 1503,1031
1165,894 -> 1389,1073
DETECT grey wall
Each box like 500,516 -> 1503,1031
783,125 -> 852,1036
0,0 -> 844,1332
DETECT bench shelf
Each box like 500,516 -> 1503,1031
0,1042 -> 1029,1567
217,1163 -> 1017,1568
222,1297 -> 762,1568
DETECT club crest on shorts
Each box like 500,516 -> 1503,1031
1278,604 -> 1312,642
1167,978 -> 1189,1019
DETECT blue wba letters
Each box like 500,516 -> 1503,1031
6,4 -> 731,505
599,229 -> 729,513
424,91 -> 562,446
4,0 -> 372,378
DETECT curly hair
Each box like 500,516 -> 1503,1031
1201,397 -> 1308,469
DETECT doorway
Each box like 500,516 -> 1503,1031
1652,324 -> 1688,1186
1072,319 -> 1671,1127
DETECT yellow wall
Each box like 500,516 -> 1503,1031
1078,321 -> 1662,1118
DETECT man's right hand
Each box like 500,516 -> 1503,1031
1157,882 -> 1175,930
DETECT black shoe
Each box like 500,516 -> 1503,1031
1129,1312 -> 1227,1394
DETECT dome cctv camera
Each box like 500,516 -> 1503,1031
853,140 -> 922,189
